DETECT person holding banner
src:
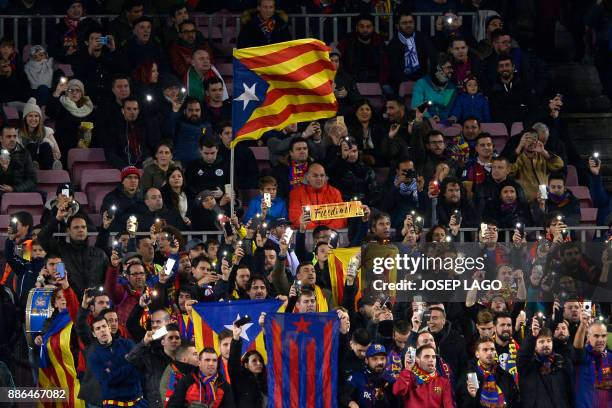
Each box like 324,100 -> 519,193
288,163 -> 347,230
228,323 -> 267,408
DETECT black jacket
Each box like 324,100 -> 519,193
486,76 -> 538,127
100,186 -> 143,232
386,30 -> 434,85
70,48 -> 115,105
327,158 -> 381,206
531,190 -> 582,227
431,323 -> 469,383
45,95 -> 96,157
127,203 -> 187,232
184,156 -> 231,197
218,144 -> 260,190
474,176 -> 526,216
428,197 -> 479,228
517,334 -> 574,408
103,117 -> 162,169
125,340 -> 173,408
236,9 -> 291,49
457,359 -> 519,408
38,218 -> 109,298
228,338 -> 267,408
0,143 -> 37,192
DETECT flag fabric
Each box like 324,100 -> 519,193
38,310 -> 84,408
264,312 -> 340,408
231,38 -> 338,147
327,247 -> 362,306
191,299 -> 283,361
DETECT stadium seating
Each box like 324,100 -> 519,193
250,147 -> 271,172
0,193 -> 44,216
35,170 -> 71,198
570,186 -> 593,208
356,83 -> 384,110
566,165 -> 579,186
480,123 -> 508,138
510,122 -> 524,136
67,148 -> 111,185
80,169 -> 121,210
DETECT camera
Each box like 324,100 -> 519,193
402,169 -> 417,179
417,100 -> 432,113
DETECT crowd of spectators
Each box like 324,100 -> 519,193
1,0 -> 612,407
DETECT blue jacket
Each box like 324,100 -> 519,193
340,366 -> 397,407
243,195 -> 288,224
164,112 -> 213,165
590,174 -> 611,225
449,92 -> 491,123
87,338 -> 143,401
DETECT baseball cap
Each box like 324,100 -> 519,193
56,183 -> 75,197
365,343 -> 387,358
269,217 -> 290,229
185,238 -> 205,252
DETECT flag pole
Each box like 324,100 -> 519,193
230,145 -> 235,216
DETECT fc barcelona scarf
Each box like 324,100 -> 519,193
195,371 -> 219,404
289,161 -> 308,190
411,364 -> 439,385
476,360 -> 506,408
587,345 -> 612,390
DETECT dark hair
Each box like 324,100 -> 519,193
491,156 -> 509,165
132,62 -> 157,85
426,130 -> 445,143
548,172 -> 566,185
199,135 -> 218,149
121,95 -> 139,108
491,29 -> 510,42
493,311 -> 512,324
475,132 -> 492,145
67,214 -> 88,229
126,261 -> 145,275
176,341 -> 196,360
199,347 -> 218,358
474,337 -> 495,350
385,95 -> 404,106
247,275 -> 269,292
205,76 -> 223,91
497,55 -> 513,66
91,315 -> 108,327
218,328 -> 233,342
289,137 -> 308,151
463,116 -> 480,126
543,211 -> 564,229
165,166 -> 185,210
537,327 -> 553,340
369,212 -> 391,232
350,328 -> 372,346
184,96 -> 200,108
111,74 -> 131,88
296,261 -> 313,276
98,307 -> 116,317
165,323 -> 180,333
312,225 -> 331,239
191,255 -> 212,268
355,13 -> 375,26
394,320 -> 411,335
155,139 -> 174,154
416,344 -> 436,357
241,349 -> 265,373
424,224 -> 447,242
123,0 -> 145,11
11,211 -> 33,228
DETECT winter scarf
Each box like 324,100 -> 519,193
587,345 -> 612,390
411,364 -> 439,385
24,57 -> 54,89
398,31 -> 420,75
195,370 -> 220,404
548,191 -> 571,207
59,95 -> 93,118
477,360 -> 506,408
289,161 -> 308,190
396,176 -> 419,200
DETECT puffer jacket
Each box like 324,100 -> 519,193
288,183 -> 347,230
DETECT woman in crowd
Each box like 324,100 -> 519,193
348,99 -> 387,167
483,179 -> 533,229
229,325 -> 267,408
142,141 -> 176,191
160,166 -> 192,228
19,98 -> 61,170
132,61 -> 162,118
46,78 -> 95,158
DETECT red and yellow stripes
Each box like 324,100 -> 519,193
232,39 -> 337,146
38,321 -> 84,408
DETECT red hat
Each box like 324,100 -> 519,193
121,166 -> 140,181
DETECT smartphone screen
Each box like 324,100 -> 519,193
163,258 -> 176,276
56,262 -> 65,279
283,227 -> 294,244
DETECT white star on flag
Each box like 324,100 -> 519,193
234,83 -> 259,110
224,314 -> 254,341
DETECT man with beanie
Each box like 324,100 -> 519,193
109,0 -> 146,49
411,53 -> 457,122
100,166 -> 143,232
104,95 -> 161,169
116,15 -> 168,75
0,124 -> 37,194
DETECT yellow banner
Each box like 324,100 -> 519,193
309,201 -> 364,221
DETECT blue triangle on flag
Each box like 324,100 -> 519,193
232,59 -> 269,135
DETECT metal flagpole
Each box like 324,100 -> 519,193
230,145 -> 235,215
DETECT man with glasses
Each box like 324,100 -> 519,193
411,53 -> 457,123
167,19 -> 212,77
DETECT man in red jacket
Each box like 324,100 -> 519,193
393,344 -> 455,408
288,162 -> 348,230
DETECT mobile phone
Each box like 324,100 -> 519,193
9,216 -> 18,230
283,227 -> 294,244
407,346 -> 416,363
224,221 -> 234,236
169,234 -> 177,248
378,295 -> 391,309
152,325 -> 168,340
234,315 -> 252,327
480,223 -> 488,238
99,36 -> 109,45
61,188 -> 70,197
516,222 -> 525,237
56,262 -> 65,279
583,300 -> 592,314
539,185 -> 548,200
453,209 -> 462,225
467,372 -> 479,389
302,206 -> 311,217
590,152 -> 601,166
163,258 -> 176,276
263,192 -> 272,208
536,312 -> 545,328
295,280 -> 302,296
429,180 -> 440,195
127,216 -> 138,234
417,100 -> 432,113
224,184 -> 232,197
108,204 -> 117,218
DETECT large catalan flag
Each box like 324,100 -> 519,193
191,299 -> 283,362
38,310 -> 84,408
264,313 -> 340,408
231,38 -> 338,147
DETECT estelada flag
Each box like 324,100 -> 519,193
191,299 -> 283,362
264,313 -> 340,408
327,247 -> 362,306
231,38 -> 338,147
38,310 -> 84,408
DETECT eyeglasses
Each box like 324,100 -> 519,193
67,89 -> 81,94
129,272 -> 146,276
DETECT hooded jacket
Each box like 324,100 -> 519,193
126,339 -> 174,408
483,179 -> 534,228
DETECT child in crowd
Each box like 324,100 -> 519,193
449,75 -> 491,123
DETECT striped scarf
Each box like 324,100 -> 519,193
536,354 -> 555,375
411,364 -> 438,385
289,161 -> 308,190
476,360 -> 505,408
587,345 -> 612,390
178,313 -> 194,341
196,370 -> 219,404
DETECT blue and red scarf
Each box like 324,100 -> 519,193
476,360 -> 505,408
195,370 -> 219,404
